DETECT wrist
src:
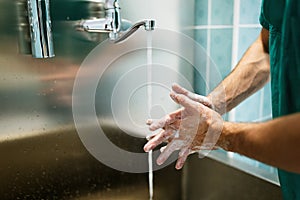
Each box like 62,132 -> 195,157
207,93 -> 226,115
218,121 -> 245,152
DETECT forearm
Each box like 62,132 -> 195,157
220,113 -> 300,173
208,28 -> 270,115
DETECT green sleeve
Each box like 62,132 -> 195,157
259,1 -> 269,30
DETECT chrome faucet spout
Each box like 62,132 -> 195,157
76,1 -> 155,43
111,20 -> 155,43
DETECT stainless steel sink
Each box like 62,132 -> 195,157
0,1 -> 183,199
0,0 -> 282,199
0,125 -> 182,200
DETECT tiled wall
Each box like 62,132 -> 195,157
193,0 -> 278,184
194,0 -> 272,121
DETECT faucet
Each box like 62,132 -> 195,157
76,0 -> 155,43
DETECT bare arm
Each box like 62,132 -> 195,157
221,113 -> 300,173
144,28 -> 300,172
209,28 -> 270,114
148,28 -> 271,125
145,90 -> 300,173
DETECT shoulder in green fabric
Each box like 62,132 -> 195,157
279,0 -> 300,116
261,0 -> 286,30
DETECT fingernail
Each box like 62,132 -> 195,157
172,82 -> 178,87
175,162 -> 183,170
146,135 -> 151,140
145,143 -> 155,152
160,146 -> 167,152
144,145 -> 150,152
146,119 -> 152,125
157,158 -> 163,165
176,165 -> 182,170
170,93 -> 178,102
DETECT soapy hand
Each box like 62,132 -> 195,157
145,83 -> 214,134
144,84 -> 223,169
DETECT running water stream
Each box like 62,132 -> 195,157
147,31 -> 153,200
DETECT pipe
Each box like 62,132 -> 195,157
27,0 -> 54,58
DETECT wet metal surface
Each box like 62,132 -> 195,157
0,125 -> 182,199
0,1 -> 281,199
0,1 -> 181,199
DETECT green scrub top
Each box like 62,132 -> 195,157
260,0 -> 300,199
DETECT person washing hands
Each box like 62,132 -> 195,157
144,0 -> 300,199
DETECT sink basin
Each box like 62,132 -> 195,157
0,125 -> 182,200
